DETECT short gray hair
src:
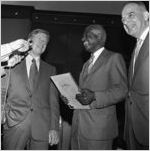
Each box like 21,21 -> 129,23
28,29 -> 50,42
83,24 -> 107,46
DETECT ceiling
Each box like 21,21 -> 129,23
1,1 -> 127,15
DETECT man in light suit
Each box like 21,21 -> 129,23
69,24 -> 128,149
121,2 -> 149,149
2,29 -> 60,149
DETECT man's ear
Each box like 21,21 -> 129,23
143,11 -> 149,21
97,33 -> 102,41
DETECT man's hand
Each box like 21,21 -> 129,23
1,55 -> 24,77
76,88 -> 95,105
49,130 -> 59,146
7,55 -> 24,67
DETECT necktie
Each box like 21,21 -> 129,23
88,54 -> 94,73
29,59 -> 38,91
132,39 -> 143,74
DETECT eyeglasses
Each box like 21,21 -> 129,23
121,12 -> 136,23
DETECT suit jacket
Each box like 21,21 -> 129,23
4,58 -> 60,141
124,34 -> 149,146
72,49 -> 127,140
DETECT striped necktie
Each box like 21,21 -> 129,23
88,54 -> 94,73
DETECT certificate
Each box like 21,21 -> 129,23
51,73 -> 90,109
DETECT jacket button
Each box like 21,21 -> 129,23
128,92 -> 131,97
30,108 -> 33,111
130,101 -> 132,105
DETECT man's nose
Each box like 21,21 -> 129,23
122,16 -> 130,25
83,41 -> 88,46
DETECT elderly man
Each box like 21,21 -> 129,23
121,2 -> 149,149
62,24 -> 127,149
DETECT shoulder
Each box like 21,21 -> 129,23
41,60 -> 56,72
105,49 -> 123,60
105,49 -> 125,66
107,50 -> 123,58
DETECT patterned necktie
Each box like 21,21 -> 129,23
29,59 -> 38,91
88,54 -> 94,73
132,39 -> 143,74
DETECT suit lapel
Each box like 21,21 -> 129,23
16,59 -> 31,95
79,61 -> 88,87
89,49 -> 108,75
80,49 -> 108,86
133,34 -> 149,80
128,49 -> 135,87
80,61 -> 90,81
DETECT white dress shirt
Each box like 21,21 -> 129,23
88,47 -> 104,73
91,47 -> 104,65
26,54 -> 40,78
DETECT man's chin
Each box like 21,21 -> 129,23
86,49 -> 92,53
127,27 -> 137,37
85,47 -> 91,52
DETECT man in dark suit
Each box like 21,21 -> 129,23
2,29 -> 60,149
67,24 -> 127,149
121,2 -> 149,149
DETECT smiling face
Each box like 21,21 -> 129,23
121,3 -> 148,38
30,32 -> 49,57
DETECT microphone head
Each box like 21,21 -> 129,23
28,39 -> 33,46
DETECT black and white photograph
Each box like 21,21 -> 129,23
1,1 -> 149,150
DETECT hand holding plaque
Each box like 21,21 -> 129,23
51,73 -> 90,109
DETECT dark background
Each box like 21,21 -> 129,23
1,1 -> 149,149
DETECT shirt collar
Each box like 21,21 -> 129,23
93,47 -> 104,57
26,54 -> 40,70
139,27 -> 149,41
27,54 -> 40,62
91,47 -> 104,64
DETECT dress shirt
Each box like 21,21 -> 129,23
88,47 -> 104,73
91,47 -> 104,65
26,54 -> 40,78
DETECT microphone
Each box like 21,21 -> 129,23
10,40 -> 32,57
1,40 -> 33,67
10,45 -> 32,57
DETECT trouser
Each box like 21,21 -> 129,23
71,131 -> 113,150
2,113 -> 49,150
60,121 -> 71,149
125,124 -> 149,150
